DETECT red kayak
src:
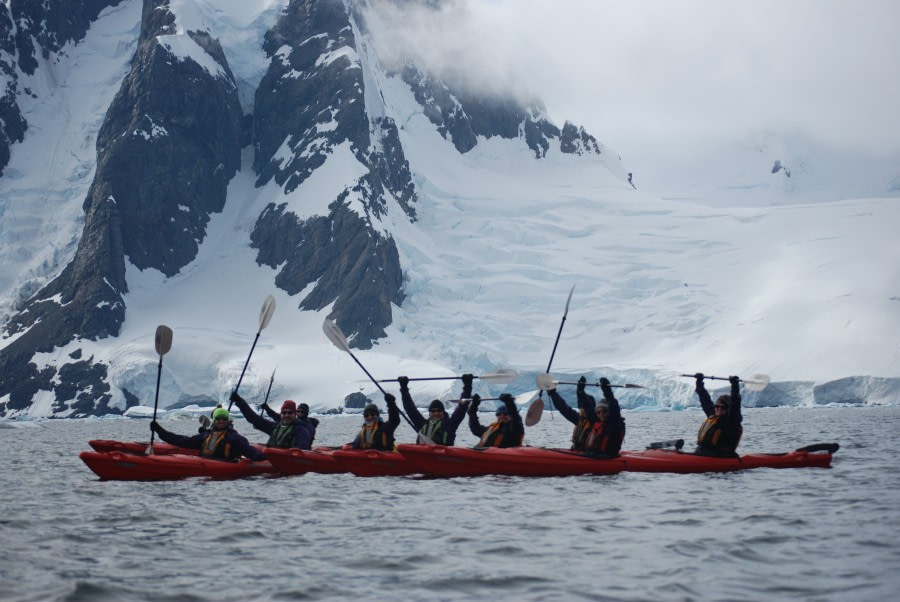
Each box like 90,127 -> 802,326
396,444 -> 626,477
88,439 -> 198,456
621,443 -> 838,474
263,447 -> 347,475
331,449 -> 418,477
79,451 -> 276,481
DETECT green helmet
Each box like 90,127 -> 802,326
212,407 -> 230,422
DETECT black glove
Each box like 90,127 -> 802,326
471,393 -> 481,407
150,420 -> 162,433
398,376 -> 409,389
577,376 -> 587,392
499,393 -> 515,404
729,375 -> 740,386
599,377 -> 610,387
229,390 -> 243,404
462,373 -> 474,387
384,393 -> 396,405
694,372 -> 704,381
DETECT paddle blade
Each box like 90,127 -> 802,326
478,368 -> 518,384
525,397 -> 544,426
535,372 -> 556,391
154,325 -> 173,356
563,283 -> 576,316
742,373 -> 771,392
323,318 -> 350,352
259,295 -> 276,331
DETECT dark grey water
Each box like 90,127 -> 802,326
1,406 -> 898,602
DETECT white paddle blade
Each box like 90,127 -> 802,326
479,368 -> 518,384
515,390 -> 540,405
535,372 -> 557,391
259,295 -> 276,331
743,373 -> 771,392
322,318 -> 350,352
154,325 -> 173,356
525,397 -> 544,426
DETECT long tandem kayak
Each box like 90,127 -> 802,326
332,449 -> 418,477
79,451 -> 276,481
396,444 -> 626,477
621,443 -> 838,473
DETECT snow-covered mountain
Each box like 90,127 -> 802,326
1,0 -> 898,419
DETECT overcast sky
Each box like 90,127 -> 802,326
367,0 -> 900,185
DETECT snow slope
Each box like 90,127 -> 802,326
1,0 -> 898,417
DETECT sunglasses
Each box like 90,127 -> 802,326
281,410 -> 295,415
364,412 -> 377,417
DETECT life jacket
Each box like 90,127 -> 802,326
356,420 -> 394,451
267,422 -> 295,448
420,418 -> 452,446
200,430 -> 231,460
697,416 -> 743,454
572,419 -> 592,451
478,422 -> 522,448
584,420 -> 624,456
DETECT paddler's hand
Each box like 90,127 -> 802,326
229,390 -> 244,404
150,420 -> 162,433
577,376 -> 587,393
462,373 -> 474,387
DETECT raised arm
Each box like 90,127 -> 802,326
398,376 -> 425,430
230,391 -> 275,434
468,394 -> 487,438
695,373 -> 714,417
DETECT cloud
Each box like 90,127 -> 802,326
363,0 -> 900,158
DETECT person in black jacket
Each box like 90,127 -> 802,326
150,407 -> 265,462
399,374 -> 470,445
694,373 -> 742,456
229,392 -> 317,449
546,375 -> 596,451
345,394 -> 401,451
581,377 -> 626,458
468,393 -> 524,448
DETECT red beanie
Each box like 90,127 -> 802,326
281,400 -> 297,412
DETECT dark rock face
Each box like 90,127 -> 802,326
0,0 -> 242,416
0,0 -> 124,174
250,0 -> 415,349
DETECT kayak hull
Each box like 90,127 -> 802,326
263,447 -> 346,475
621,448 -> 834,473
79,451 -> 275,481
331,449 -> 417,477
88,439 -> 197,456
397,444 -> 626,477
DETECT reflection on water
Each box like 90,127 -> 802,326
1,406 -> 898,601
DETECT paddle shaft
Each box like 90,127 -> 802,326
149,353 -> 164,449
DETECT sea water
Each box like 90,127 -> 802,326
0,406 -> 898,602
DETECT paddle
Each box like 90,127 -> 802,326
796,442 -> 840,454
368,369 -> 518,385
647,439 -> 685,451
527,283 -> 576,427
258,367 -> 277,417
322,318 -> 431,444
680,373 -> 771,392
147,325 -> 173,455
228,295 -> 276,410
536,373 -> 648,390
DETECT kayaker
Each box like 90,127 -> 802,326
545,375 -> 596,451
468,393 -> 524,448
694,373 -> 742,456
229,392 -> 317,449
398,373 -> 470,445
150,407 -> 265,462
345,394 -> 401,451
582,377 -> 626,458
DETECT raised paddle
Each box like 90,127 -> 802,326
536,373 -> 648,390
228,295 -> 276,410
528,283 -> 576,427
680,373 -> 771,392
367,369 -> 518,385
258,367 -> 277,416
147,325 -> 173,455
322,318 -> 433,444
